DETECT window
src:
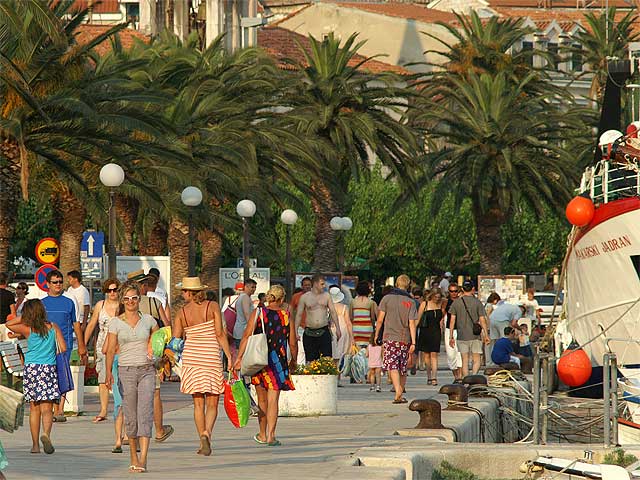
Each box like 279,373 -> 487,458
522,41 -> 534,67
548,42 -> 559,70
571,44 -> 583,72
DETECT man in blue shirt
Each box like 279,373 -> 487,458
488,298 -> 522,366
491,327 -> 532,373
42,269 -> 88,422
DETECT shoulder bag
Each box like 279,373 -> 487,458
461,297 -> 483,336
55,329 -> 74,396
240,308 -> 268,376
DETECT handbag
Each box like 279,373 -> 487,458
461,297 -> 483,336
55,331 -> 74,396
223,296 -> 239,335
240,308 -> 268,376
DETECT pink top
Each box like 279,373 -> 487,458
367,345 -> 383,368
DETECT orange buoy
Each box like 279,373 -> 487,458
566,193 -> 595,227
557,348 -> 592,387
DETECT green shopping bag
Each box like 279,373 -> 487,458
223,371 -> 250,428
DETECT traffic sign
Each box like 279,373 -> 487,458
81,257 -> 103,279
81,231 -> 104,259
35,238 -> 59,265
237,258 -> 257,268
35,264 -> 58,292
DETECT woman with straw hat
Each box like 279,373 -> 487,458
173,277 -> 232,456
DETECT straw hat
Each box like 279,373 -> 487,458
127,269 -> 151,282
329,286 -> 344,304
175,277 -> 208,291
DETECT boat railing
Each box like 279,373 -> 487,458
579,160 -> 640,204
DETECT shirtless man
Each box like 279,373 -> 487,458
295,274 -> 341,362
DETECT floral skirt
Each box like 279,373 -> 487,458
23,363 -> 60,403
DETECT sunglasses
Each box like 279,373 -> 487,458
449,290 -> 459,293
15,286 -> 24,290
106,288 -> 118,293
49,280 -> 64,285
123,295 -> 140,302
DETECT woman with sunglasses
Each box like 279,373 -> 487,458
84,278 -> 121,423
105,281 -> 158,474
14,282 -> 29,316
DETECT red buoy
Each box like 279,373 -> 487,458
557,348 -> 592,387
566,193 -> 595,227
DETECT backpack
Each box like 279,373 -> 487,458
223,296 -> 239,335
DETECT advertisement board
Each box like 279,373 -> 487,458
219,268 -> 271,300
115,256 -> 171,296
477,275 -> 526,304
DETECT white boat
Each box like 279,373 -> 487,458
533,456 -> 631,480
618,418 -> 640,445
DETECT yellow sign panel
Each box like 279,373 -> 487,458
35,237 -> 60,265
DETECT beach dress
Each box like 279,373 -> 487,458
351,298 -> 375,346
180,302 -> 224,395
251,308 -> 295,391
23,327 -> 60,403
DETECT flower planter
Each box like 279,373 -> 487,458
66,366 -> 85,413
278,374 -> 338,417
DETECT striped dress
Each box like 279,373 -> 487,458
351,297 -> 375,346
180,319 -> 224,395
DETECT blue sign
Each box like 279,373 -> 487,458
81,231 -> 104,259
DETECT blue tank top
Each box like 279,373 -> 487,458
25,328 -> 56,365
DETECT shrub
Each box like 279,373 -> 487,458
295,356 -> 339,375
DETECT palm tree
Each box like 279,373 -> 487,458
282,33 -> 422,271
567,7 -> 639,102
416,72 -> 586,273
0,1 -> 187,271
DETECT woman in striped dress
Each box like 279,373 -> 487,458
350,281 -> 378,348
173,277 -> 232,456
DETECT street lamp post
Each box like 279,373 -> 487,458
280,209 -> 298,300
181,186 -> 203,276
236,199 -> 256,285
99,163 -> 125,279
330,216 -> 352,272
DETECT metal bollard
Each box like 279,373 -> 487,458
533,352 -> 541,445
604,353 -> 611,447
612,354 -> 618,446
541,353 -> 549,444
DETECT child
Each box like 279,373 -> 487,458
517,324 -> 533,358
366,333 -> 382,392
6,299 -> 66,455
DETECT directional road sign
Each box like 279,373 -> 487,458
35,264 -> 57,291
81,231 -> 104,259
81,257 -> 103,280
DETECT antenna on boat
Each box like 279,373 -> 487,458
627,84 -> 640,123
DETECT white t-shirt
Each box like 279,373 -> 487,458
439,278 -> 450,293
147,290 -> 167,309
64,287 -> 88,323
523,298 -> 540,322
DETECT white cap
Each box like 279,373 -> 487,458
444,272 -> 452,277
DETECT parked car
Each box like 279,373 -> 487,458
534,291 -> 564,322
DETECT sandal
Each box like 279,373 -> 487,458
253,433 -> 268,445
128,465 -> 146,473
430,379 -> 438,386
154,424 -> 174,442
267,439 -> 282,446
52,415 -> 66,423
197,435 -> 211,456
40,435 -> 55,454
93,415 -> 107,423
112,446 -> 123,454
392,397 -> 408,404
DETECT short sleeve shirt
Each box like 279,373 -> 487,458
523,299 -> 540,321
42,295 -> 76,349
66,285 -> 90,322
449,295 -> 486,341
233,293 -> 255,339
379,292 -> 417,344
492,337 -> 515,364
107,314 -> 156,367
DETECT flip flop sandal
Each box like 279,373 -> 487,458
430,379 -> 438,386
93,415 -> 107,423
112,446 -> 123,454
253,434 -> 268,445
53,415 -> 66,423
267,440 -> 282,446
392,397 -> 408,404
198,435 -> 212,456
154,424 -> 174,442
40,435 -> 55,454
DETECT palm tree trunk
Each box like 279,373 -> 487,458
310,178 -> 339,272
56,189 -> 86,275
474,207 -> 504,275
115,194 -> 139,256
168,217 -> 189,306
0,140 -> 22,272
139,221 -> 168,256
200,228 -> 223,294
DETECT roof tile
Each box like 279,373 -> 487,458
333,2 -> 458,24
75,25 -> 150,55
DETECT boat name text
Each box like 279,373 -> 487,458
575,235 -> 632,260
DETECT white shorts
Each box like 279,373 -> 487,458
444,328 -> 462,370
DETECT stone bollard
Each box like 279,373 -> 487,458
439,384 -> 468,409
409,399 -> 444,429
462,375 -> 487,386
